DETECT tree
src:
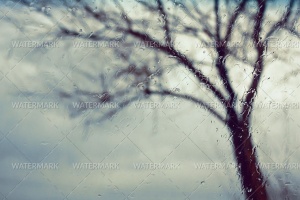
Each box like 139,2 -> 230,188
15,0 -> 300,199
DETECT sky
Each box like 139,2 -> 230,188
1,1 -> 300,199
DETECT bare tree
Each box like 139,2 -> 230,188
14,0 -> 300,199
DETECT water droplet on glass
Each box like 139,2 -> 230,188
137,83 -> 145,90
174,88 -> 180,92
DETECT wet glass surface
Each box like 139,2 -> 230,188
0,0 -> 300,199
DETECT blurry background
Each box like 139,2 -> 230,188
1,0 -> 300,199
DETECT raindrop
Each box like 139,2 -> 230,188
46,7 -> 51,14
41,141 -> 49,145
88,32 -> 94,38
173,88 -> 180,92
285,181 -> 292,185
148,74 -> 154,80
137,82 -> 145,90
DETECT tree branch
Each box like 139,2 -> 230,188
147,89 -> 226,124
224,0 -> 247,42
157,0 -> 171,44
214,0 -> 221,42
242,0 -> 267,122
125,28 -> 228,105
265,0 -> 296,39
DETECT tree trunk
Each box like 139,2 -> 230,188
229,121 -> 268,200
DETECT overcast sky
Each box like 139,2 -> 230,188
1,1 -> 300,199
